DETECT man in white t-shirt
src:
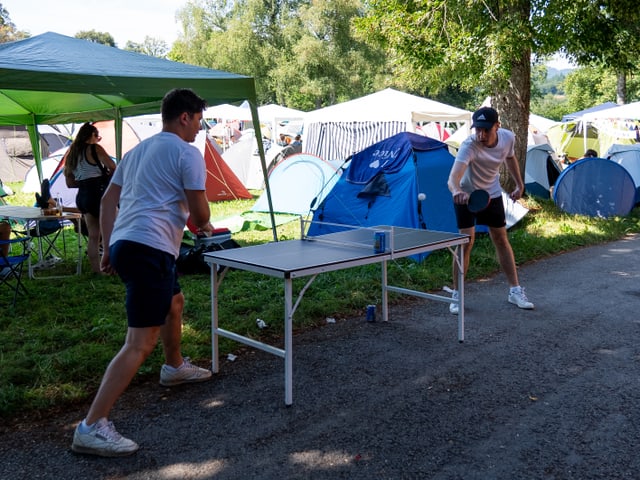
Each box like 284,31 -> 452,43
72,89 -> 215,457
447,106 -> 534,314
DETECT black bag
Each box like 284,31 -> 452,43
176,239 -> 241,275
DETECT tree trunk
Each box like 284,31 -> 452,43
616,71 -> 626,105
493,51 -> 531,193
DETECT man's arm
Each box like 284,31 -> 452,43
99,183 -> 121,274
185,189 -> 213,235
448,161 -> 469,205
504,155 -> 525,201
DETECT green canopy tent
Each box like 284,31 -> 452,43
0,32 -> 276,238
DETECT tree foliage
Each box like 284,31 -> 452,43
355,0 -> 640,185
563,65 -> 640,110
0,3 -> 29,43
171,0 -> 387,109
125,37 -> 169,58
356,0 -> 534,186
75,30 -> 116,47
559,0 -> 640,103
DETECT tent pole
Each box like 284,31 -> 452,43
26,120 -> 43,183
114,109 -> 123,161
249,100 -> 278,241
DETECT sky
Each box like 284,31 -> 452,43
3,0 -> 188,47
547,53 -> 575,71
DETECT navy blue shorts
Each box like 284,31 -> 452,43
454,195 -> 506,229
110,240 -> 180,328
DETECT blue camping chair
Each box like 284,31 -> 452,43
0,236 -> 30,306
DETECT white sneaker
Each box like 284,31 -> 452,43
508,287 -> 534,309
71,418 -> 139,457
449,289 -> 459,315
160,357 -> 212,387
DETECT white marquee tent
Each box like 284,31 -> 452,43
578,101 -> 640,155
303,88 -> 472,161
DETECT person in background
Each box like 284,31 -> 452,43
277,133 -> 288,146
64,123 -> 117,273
0,221 -> 9,258
1,180 -> 12,257
447,106 -> 534,314
581,149 -> 598,159
290,134 -> 303,154
71,89 -> 215,457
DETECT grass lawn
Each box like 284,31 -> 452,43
1,180 -> 639,418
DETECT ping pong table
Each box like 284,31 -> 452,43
203,222 -> 469,406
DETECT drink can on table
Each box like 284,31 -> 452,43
373,230 -> 386,253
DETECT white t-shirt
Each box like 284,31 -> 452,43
109,131 -> 206,258
455,128 -> 515,198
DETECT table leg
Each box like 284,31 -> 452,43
211,263 -> 220,373
284,277 -> 293,406
76,219 -> 82,275
457,244 -> 465,343
381,258 -> 389,321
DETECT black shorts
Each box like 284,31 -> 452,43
454,195 -> 506,229
110,240 -> 181,328
75,178 -> 107,217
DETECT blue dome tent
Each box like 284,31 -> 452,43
553,158 -> 636,218
308,132 -> 458,260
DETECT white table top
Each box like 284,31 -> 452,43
0,205 -> 80,220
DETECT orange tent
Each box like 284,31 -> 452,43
203,136 -> 252,202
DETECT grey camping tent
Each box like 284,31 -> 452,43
525,143 -> 563,199
607,144 -> 640,203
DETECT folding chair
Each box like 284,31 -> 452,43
0,236 -> 30,306
13,218 -> 65,269
31,218 -> 65,262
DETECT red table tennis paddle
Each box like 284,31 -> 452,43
468,189 -> 490,212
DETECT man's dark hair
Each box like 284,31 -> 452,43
161,88 -> 207,122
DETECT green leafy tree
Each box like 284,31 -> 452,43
171,0 -> 223,67
172,0 -> 284,104
355,1 -> 537,186
355,0 -> 640,185
559,0 -> 640,104
171,0 -> 386,109
75,30 -> 116,47
125,36 -> 169,58
0,3 -> 29,43
563,65 -> 640,111
269,0 -> 387,109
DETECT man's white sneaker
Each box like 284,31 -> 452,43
449,289 -> 459,315
508,287 -> 534,309
160,357 -> 212,387
71,418 -> 139,457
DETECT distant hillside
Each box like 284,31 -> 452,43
547,66 -> 574,78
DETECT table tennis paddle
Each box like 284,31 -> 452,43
467,189 -> 490,213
